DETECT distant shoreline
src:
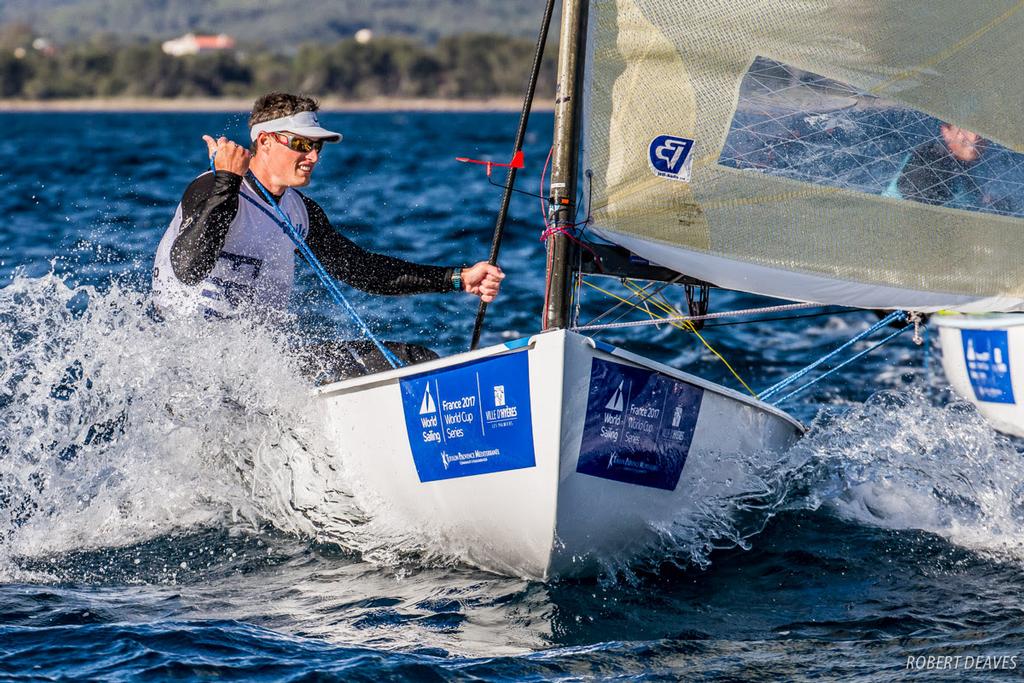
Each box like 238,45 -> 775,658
0,96 -> 552,113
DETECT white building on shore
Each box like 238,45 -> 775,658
161,33 -> 236,57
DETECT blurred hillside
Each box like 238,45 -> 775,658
0,0 -> 548,46
0,26 -> 556,101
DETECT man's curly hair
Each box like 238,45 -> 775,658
248,92 -> 320,128
248,92 -> 321,151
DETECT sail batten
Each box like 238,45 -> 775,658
582,0 -> 1024,311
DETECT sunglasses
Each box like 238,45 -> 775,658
268,132 -> 325,154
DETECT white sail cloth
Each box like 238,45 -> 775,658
582,0 -> 1024,311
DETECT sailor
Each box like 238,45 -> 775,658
153,92 -> 504,377
884,123 -> 987,209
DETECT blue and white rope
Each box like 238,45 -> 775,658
768,320 -> 913,406
759,310 -> 908,404
209,156 -> 401,368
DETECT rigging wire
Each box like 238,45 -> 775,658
540,169 -> 593,238
768,318 -> 913,405
539,146 -> 598,331
540,170 -> 599,268
572,270 -> 913,407
585,277 -> 681,329
758,310 -> 907,402
701,307 -> 861,327
577,278 -> 757,396
539,145 -> 553,231
619,279 -> 757,397
483,172 -> 549,201
573,300 -> 821,331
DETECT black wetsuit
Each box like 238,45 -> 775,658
156,170 -> 454,381
169,171 -> 454,294
896,141 -> 983,207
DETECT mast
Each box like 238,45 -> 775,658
468,0 -> 557,350
542,0 -> 587,330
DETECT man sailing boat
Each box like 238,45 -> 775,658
153,92 -> 504,376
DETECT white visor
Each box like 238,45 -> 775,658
249,111 -> 342,143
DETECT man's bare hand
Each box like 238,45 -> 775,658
203,135 -> 251,176
461,262 -> 505,303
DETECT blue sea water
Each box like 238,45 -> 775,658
2,111 -> 1024,681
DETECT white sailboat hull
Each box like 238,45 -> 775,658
934,314 -> 1024,438
314,330 -> 802,579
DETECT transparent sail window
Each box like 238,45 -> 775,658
719,56 -> 1024,219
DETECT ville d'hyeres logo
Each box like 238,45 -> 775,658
648,135 -> 695,182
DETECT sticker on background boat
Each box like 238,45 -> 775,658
648,135 -> 695,182
577,358 -> 703,490
400,352 -> 536,482
961,329 -> 1015,404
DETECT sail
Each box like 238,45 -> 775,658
581,0 -> 1024,311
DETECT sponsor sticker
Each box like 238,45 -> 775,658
648,134 -> 695,182
577,358 -> 703,490
400,352 -> 536,481
961,329 -> 1015,404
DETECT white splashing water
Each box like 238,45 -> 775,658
789,388 -> 1024,559
0,274 -> 406,574
608,386 -> 1024,579
3,274 -> 1024,580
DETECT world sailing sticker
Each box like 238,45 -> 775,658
400,352 -> 536,482
961,329 -> 1015,404
648,135 -> 695,182
577,358 -> 703,490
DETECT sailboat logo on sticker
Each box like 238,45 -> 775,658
605,381 -> 625,412
420,383 -> 437,415
649,135 -> 694,182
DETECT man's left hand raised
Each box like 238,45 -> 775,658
461,262 -> 505,303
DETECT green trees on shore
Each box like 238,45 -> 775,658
0,30 -> 556,100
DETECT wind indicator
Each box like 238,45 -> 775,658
456,150 -> 525,177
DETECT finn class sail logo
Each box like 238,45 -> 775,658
648,134 -> 695,182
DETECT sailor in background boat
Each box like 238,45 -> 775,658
153,92 -> 504,379
884,123 -> 988,210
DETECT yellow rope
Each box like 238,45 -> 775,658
623,281 -> 758,397
581,279 -> 758,397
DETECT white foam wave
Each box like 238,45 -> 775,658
0,274 -> 382,570
613,385 -> 1024,578
790,389 -> 1024,560
5,276 -> 1021,579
